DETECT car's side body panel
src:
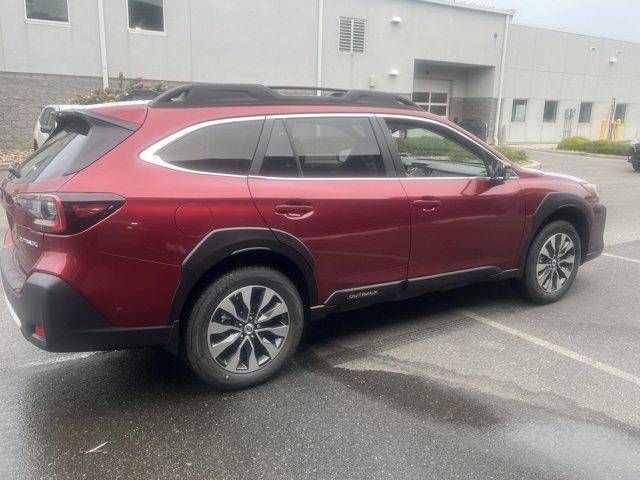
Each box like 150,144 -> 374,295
1,101 -> 607,354
400,177 -> 525,277
249,176 -> 411,303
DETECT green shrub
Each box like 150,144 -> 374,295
557,136 -> 629,156
557,136 -> 590,151
398,136 -> 477,161
496,146 -> 528,164
582,140 -> 629,156
68,72 -> 167,105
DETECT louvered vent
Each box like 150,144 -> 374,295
339,17 -> 366,54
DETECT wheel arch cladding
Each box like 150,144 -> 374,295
520,193 -> 593,270
168,228 -> 317,327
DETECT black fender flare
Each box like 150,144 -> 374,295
517,192 -> 593,272
167,227 -> 317,326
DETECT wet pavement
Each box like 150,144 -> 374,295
1,151 -> 640,479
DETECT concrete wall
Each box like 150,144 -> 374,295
321,0 -> 507,93
501,25 -> 640,143
0,0 -> 103,76
0,0 -> 319,85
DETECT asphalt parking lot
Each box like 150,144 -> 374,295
1,150 -> 639,480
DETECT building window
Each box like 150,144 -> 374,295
578,102 -> 593,124
511,99 -> 528,122
412,92 -> 449,117
339,17 -> 365,54
543,100 -> 558,123
128,0 -> 164,33
25,0 -> 69,23
615,103 -> 627,124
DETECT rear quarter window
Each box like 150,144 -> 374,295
156,120 -> 264,175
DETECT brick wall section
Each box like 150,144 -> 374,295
0,72 -> 184,149
462,98 -> 498,143
0,72 -> 103,149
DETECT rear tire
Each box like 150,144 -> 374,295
184,266 -> 304,390
515,220 -> 581,304
632,161 -> 640,172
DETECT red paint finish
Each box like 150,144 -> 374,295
0,100 -> 605,337
401,177 -> 525,277
175,202 -> 213,237
249,177 -> 411,302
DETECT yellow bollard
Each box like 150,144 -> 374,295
599,119 -> 607,140
613,119 -> 622,141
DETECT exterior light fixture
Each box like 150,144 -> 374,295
390,16 -> 402,24
388,69 -> 399,76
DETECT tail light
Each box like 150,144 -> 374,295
12,193 -> 125,234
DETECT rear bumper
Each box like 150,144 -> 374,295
1,246 -> 177,352
584,203 -> 606,263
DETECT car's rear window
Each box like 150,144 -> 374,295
11,115 -> 133,184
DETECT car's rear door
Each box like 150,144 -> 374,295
249,114 -> 410,306
378,114 -> 525,280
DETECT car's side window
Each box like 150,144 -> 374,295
384,119 -> 489,178
283,117 -> 386,178
260,120 -> 300,177
157,120 -> 263,175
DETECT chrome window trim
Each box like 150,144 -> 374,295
139,112 -> 517,180
268,113 -> 374,120
138,115 -> 266,178
249,175 -> 488,181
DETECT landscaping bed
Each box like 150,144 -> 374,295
0,149 -> 31,168
557,136 -> 629,156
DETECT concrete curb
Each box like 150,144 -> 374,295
525,148 -> 628,161
521,160 -> 542,169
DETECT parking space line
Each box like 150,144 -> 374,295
437,301 -> 640,388
604,253 -> 640,264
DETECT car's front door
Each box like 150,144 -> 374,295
249,115 -> 411,305
379,115 -> 525,280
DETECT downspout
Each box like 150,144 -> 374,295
97,0 -> 109,88
316,0 -> 324,95
493,13 -> 511,145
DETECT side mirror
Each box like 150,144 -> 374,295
490,161 -> 508,184
40,125 -> 53,134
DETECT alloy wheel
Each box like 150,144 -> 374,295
207,286 -> 290,373
536,233 -> 576,293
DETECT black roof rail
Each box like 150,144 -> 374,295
149,83 -> 422,110
268,86 -> 348,94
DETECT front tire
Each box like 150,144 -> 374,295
632,161 -> 640,172
184,266 -> 304,390
515,220 -> 581,304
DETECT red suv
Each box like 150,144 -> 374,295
1,85 -> 606,389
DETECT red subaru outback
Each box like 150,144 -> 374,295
1,85 -> 605,389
